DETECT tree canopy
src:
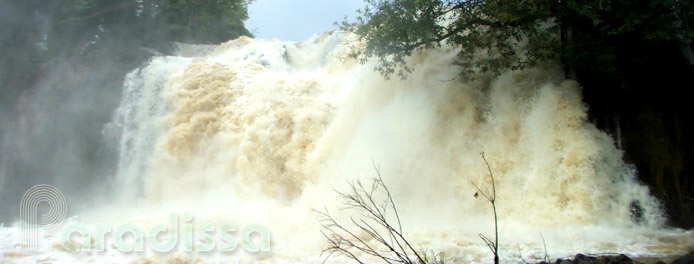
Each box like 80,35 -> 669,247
343,0 -> 694,81
1,0 -> 253,107
343,0 -> 694,228
13,0 -> 252,59
0,0 -> 253,222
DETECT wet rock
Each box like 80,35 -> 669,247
672,252 -> 694,264
606,254 -> 636,264
574,254 -> 598,264
547,254 -> 636,264
555,259 -> 574,264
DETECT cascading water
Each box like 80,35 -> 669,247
2,31 -> 692,263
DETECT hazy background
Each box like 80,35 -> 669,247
0,0 -> 366,224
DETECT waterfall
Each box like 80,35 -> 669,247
13,31 -> 686,263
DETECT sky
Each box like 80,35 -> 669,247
245,0 -> 366,42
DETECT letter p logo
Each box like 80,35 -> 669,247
20,184 -> 67,252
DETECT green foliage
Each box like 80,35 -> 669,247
0,0 -> 255,222
343,0 -> 694,229
342,0 -> 558,79
159,0 -> 251,44
343,0 -> 694,81
556,0 -> 694,82
0,0 -> 253,103
4,0 -> 252,61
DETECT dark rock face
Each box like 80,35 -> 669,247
672,252 -> 694,264
549,254 -> 636,264
576,25 -> 694,229
573,253 -> 598,264
539,252 -> 694,264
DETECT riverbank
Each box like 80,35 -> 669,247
541,252 -> 694,264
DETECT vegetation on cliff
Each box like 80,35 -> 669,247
0,0 -> 252,222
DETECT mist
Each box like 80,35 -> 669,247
1,1 -> 693,263
1,0 -> 125,223
0,0 -> 250,223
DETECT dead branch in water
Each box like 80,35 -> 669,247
472,152 -> 500,264
316,163 -> 432,264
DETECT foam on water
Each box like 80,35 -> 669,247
2,32 -> 692,263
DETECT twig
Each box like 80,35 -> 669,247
317,164 -> 426,263
472,152 -> 500,264
540,231 -> 549,263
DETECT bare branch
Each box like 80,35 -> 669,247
481,152 -> 496,202
540,231 -> 549,263
316,164 -> 428,264
472,152 -> 500,264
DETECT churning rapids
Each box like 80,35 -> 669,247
1,31 -> 692,263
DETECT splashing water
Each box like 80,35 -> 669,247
3,32 -> 691,263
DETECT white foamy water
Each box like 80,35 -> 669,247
2,32 -> 692,263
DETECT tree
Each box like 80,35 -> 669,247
0,0 -> 253,223
342,0 -> 693,80
342,0 -> 558,79
343,0 -> 694,229
0,0 -> 254,110
44,0 -> 253,54
159,0 -> 252,44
